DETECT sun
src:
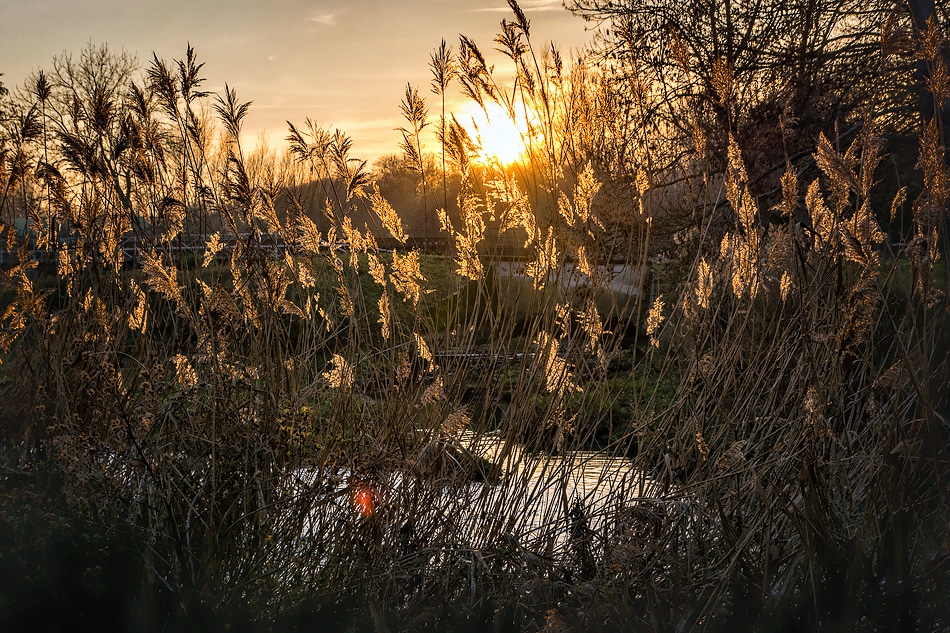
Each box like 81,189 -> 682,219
458,101 -> 535,166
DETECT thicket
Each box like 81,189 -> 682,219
0,1 -> 948,631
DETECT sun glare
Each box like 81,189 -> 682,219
459,101 -> 535,166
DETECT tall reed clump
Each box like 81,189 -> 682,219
0,30 -> 638,632
580,12 -> 950,631
0,2 -> 947,631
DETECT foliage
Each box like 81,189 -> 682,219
0,2 -> 948,631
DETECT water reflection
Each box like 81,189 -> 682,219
292,430 -> 664,570
452,430 -> 660,551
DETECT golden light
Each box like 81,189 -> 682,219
458,101 -> 535,166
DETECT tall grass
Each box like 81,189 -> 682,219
0,3 -> 948,631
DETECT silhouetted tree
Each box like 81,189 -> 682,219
373,152 -> 457,239
568,0 -> 900,172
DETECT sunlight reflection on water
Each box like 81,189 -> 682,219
292,430 -> 665,566
455,430 -> 660,547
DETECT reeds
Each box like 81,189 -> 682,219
0,2 -> 947,631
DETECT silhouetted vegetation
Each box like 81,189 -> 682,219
1,1 -> 948,631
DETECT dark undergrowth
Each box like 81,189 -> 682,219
1,1 -> 949,631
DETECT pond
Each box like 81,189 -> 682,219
290,430 -> 670,572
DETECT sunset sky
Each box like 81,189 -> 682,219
0,0 -> 594,163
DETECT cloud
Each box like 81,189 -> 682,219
309,13 -> 337,25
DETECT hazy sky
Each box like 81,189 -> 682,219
0,0 -> 595,163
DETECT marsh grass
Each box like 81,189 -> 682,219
0,2 -> 948,631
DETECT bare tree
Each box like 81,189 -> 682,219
567,0 -> 896,171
